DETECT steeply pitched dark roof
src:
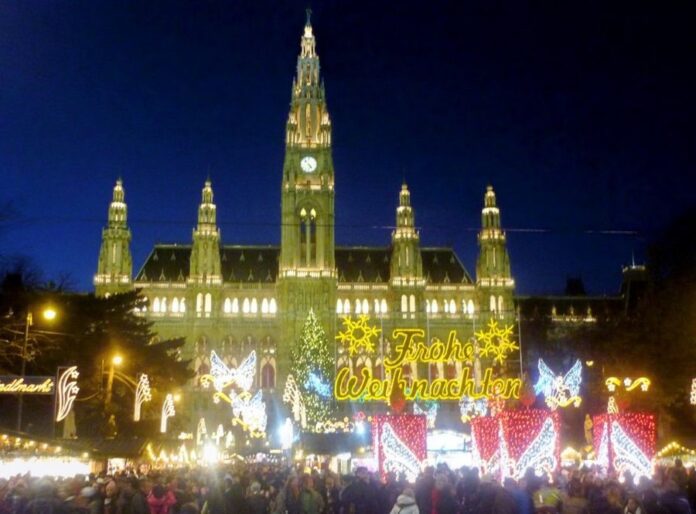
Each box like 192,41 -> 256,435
135,244 -> 472,285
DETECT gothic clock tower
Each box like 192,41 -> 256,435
278,11 -> 337,373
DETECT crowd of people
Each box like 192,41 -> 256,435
1,459 -> 694,514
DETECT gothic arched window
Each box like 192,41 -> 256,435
153,297 -> 160,313
204,293 -> 212,315
223,298 -> 231,314
269,298 -> 277,315
490,295 -> 497,313
261,362 -> 276,389
172,297 -> 180,313
196,293 -> 203,314
231,298 -> 239,314
336,299 -> 343,314
362,299 -> 369,314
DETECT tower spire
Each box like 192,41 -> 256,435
94,179 -> 133,296
190,179 -> 221,287
476,185 -> 514,319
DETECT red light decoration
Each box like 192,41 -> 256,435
471,409 -> 560,479
592,412 -> 655,480
372,414 -> 427,482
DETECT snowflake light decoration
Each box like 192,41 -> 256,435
475,319 -> 518,364
336,315 -> 381,356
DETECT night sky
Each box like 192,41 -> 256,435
1,1 -> 694,294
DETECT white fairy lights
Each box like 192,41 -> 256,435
56,366 -> 79,423
160,394 -> 175,433
134,374 -> 152,422
381,423 -> 422,482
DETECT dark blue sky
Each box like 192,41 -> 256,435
1,1 -> 694,294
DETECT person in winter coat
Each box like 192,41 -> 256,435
299,476 -> 324,514
389,488 -> 419,514
148,484 -> 177,514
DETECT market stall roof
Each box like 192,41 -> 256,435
0,429 -> 91,458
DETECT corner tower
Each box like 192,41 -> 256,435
278,12 -> 337,372
476,185 -> 514,320
94,179 -> 133,297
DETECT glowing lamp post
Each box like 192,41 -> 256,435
17,306 -> 58,431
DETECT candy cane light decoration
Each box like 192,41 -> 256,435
134,374 -> 152,422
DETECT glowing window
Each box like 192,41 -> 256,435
337,299 -> 343,314
355,299 -> 361,314
180,298 -> 186,313
172,298 -> 180,313
251,298 -> 258,314
431,299 -> 438,314
204,293 -> 212,313
490,295 -> 497,313
449,299 -> 456,314
343,299 -> 350,314
261,298 -> 269,314
223,298 -> 231,314
153,297 -> 161,313
196,293 -> 203,313
374,299 -> 380,313
269,298 -> 277,314
161,297 -> 167,313
426,300 -> 431,313
362,299 -> 369,314
444,300 -> 449,313
231,298 -> 239,313
381,299 -> 388,314
409,294 -> 416,313
242,298 -> 250,314
467,300 -> 474,316
401,295 -> 408,313
498,296 -> 504,315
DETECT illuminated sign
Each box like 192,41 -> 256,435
334,319 -> 522,402
0,376 -> 55,394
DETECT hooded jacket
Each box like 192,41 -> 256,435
390,494 -> 420,514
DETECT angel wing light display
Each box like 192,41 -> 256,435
204,350 -> 256,392
534,359 -> 582,410
230,390 -> 267,437
610,421 -> 652,480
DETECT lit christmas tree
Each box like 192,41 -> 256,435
291,309 -> 334,427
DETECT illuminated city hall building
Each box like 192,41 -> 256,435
93,16 -> 516,399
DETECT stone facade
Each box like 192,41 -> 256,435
93,16 -> 516,397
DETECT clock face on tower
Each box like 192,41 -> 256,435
300,156 -> 317,173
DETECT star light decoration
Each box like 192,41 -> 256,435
56,366 -> 79,423
336,315 -> 381,356
475,320 -> 519,365
134,374 -> 152,422
533,359 -> 583,410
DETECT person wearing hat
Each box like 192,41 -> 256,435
389,487 -> 419,514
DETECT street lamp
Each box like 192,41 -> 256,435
17,306 -> 58,431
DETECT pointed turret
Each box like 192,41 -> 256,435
94,179 -> 133,296
285,10 -> 332,150
189,179 -> 222,288
476,185 -> 514,318
390,183 -> 424,318
391,183 -> 423,280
